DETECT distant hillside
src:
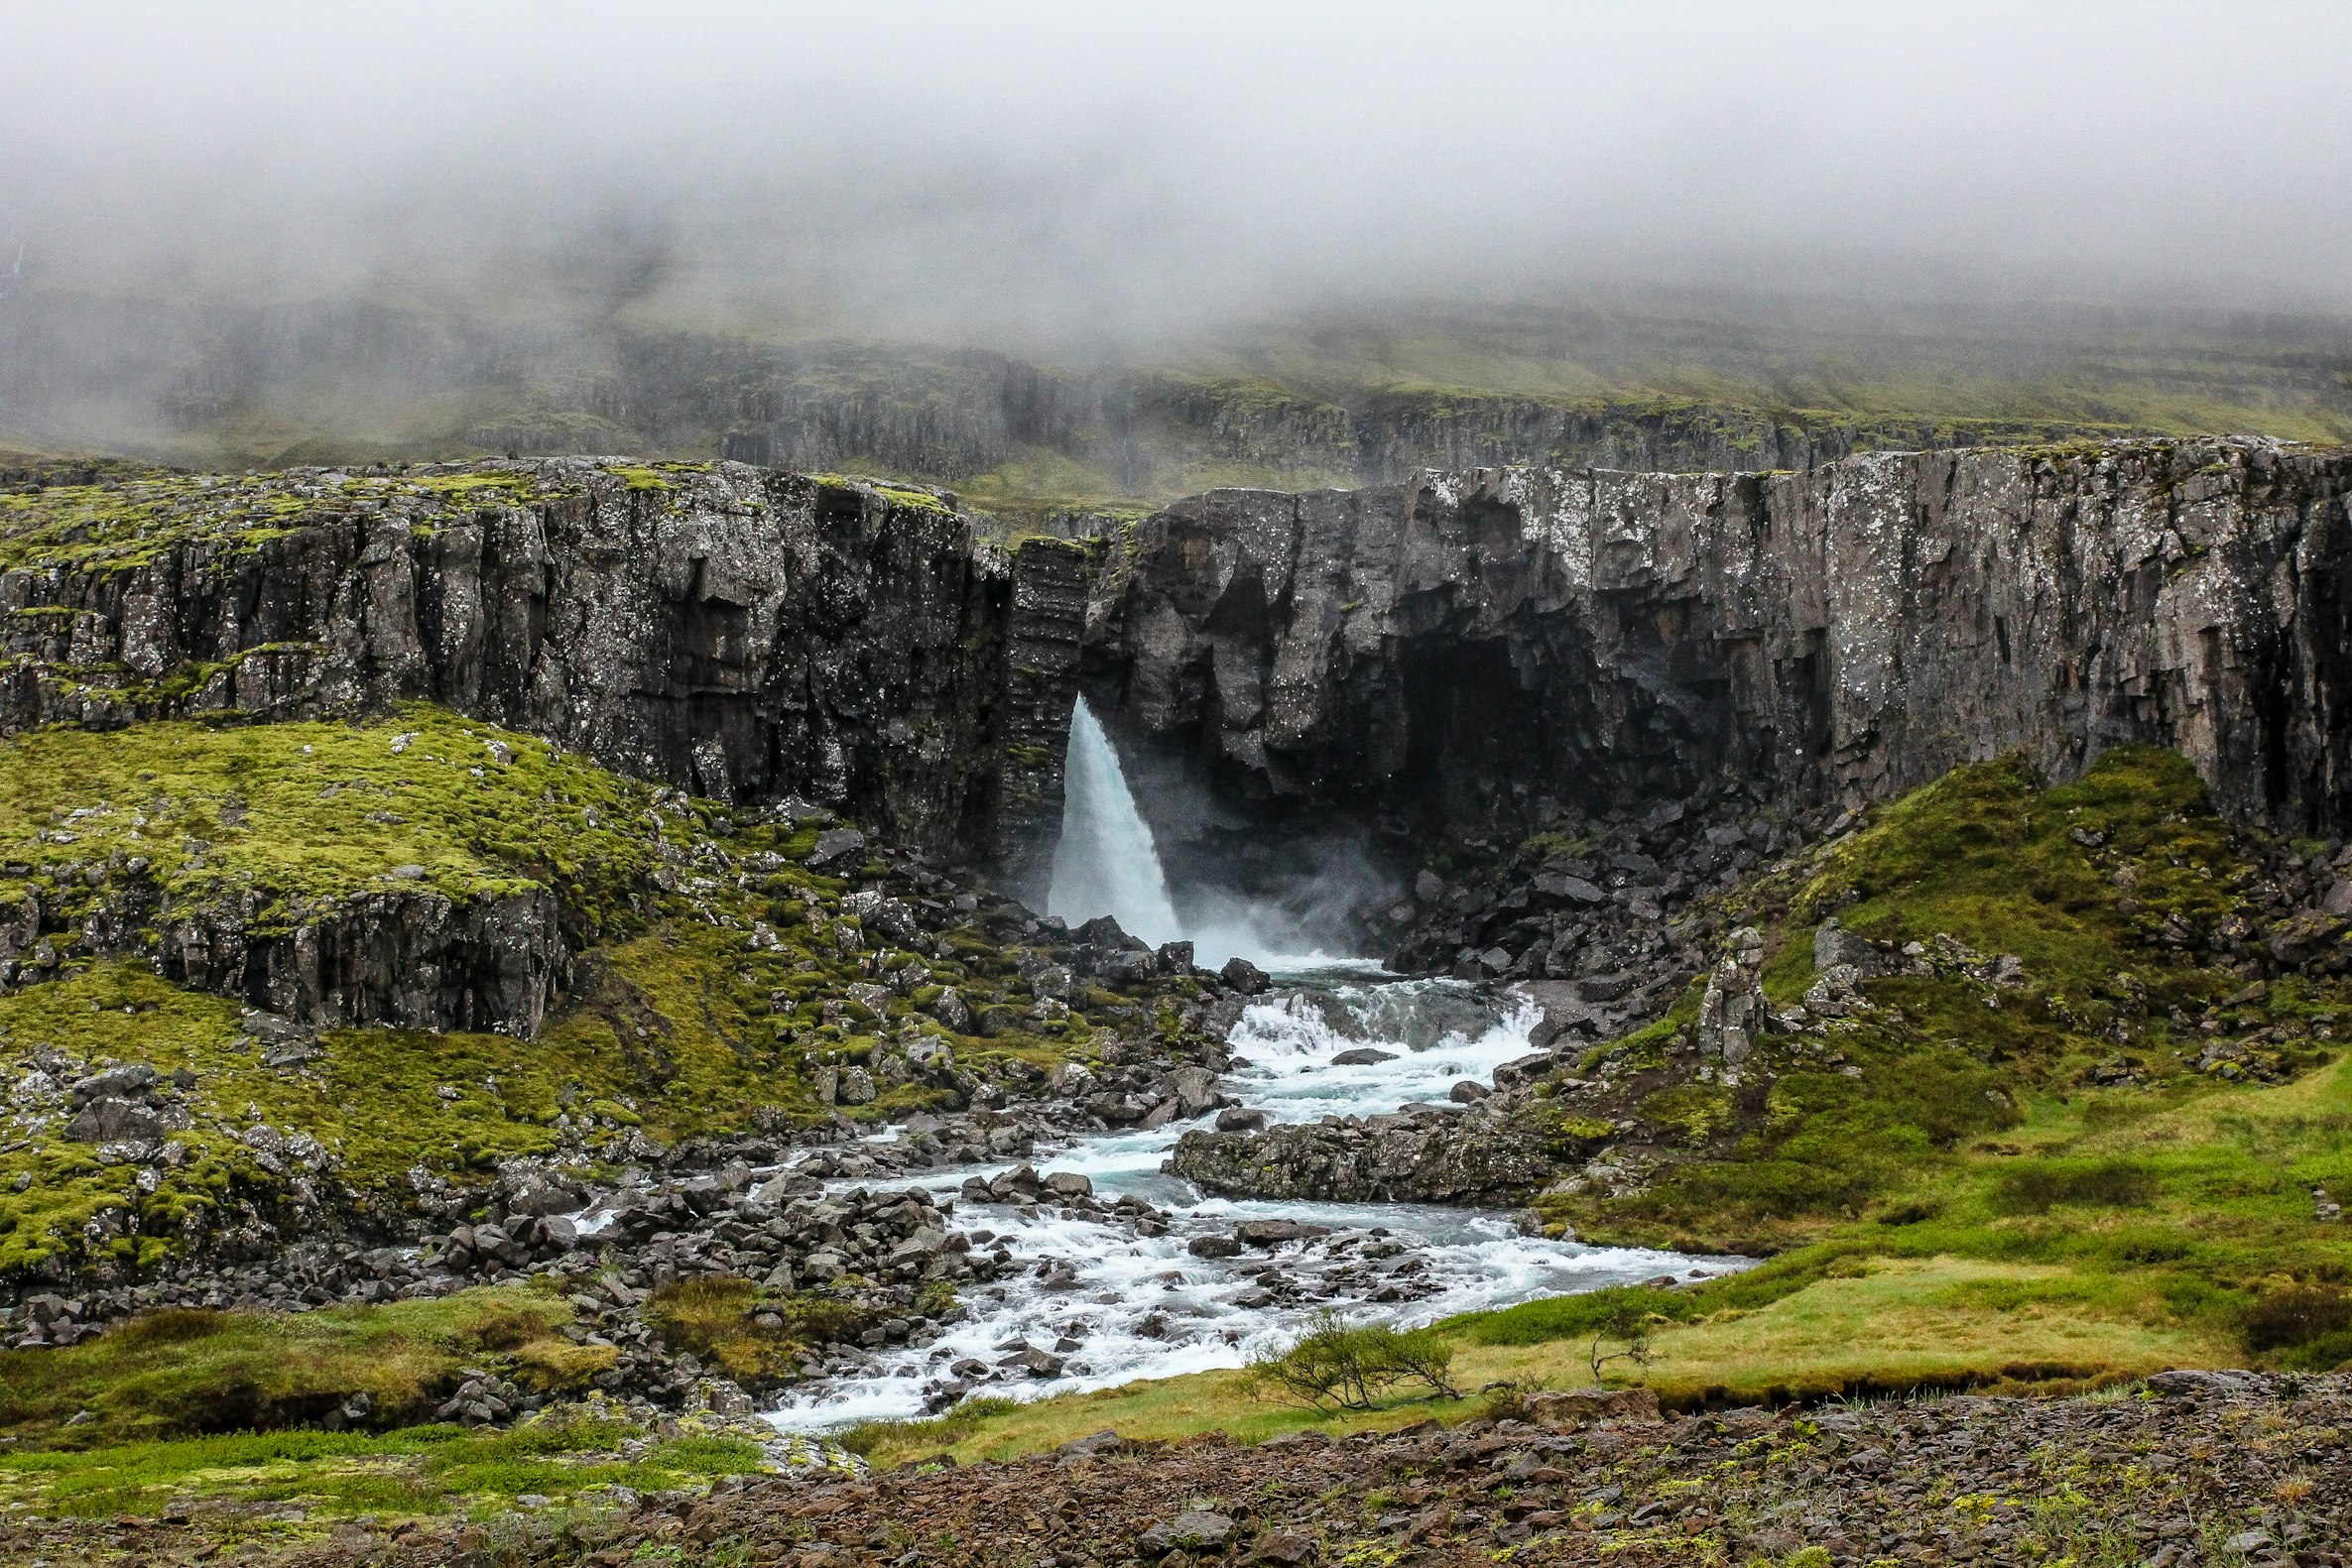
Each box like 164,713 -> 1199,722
4,288 -> 2349,517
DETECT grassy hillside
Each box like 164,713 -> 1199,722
0,705 -> 1189,1288
4,720 -> 2349,1524
10,292 -> 2349,510
847,749 -> 2352,1466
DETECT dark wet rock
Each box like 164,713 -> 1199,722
65,1097 -> 163,1144
1138,1509 -> 1236,1556
1221,956 -> 1271,995
1171,1102 -> 1582,1205
806,827 -> 869,871
1186,1233 -> 1245,1259
1330,1046 -> 1398,1066
1215,1107 -> 1268,1133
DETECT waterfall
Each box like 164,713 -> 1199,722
1047,697 -> 1181,947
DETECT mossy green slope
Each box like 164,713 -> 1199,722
0,705 -> 1189,1289
836,750 -> 2352,1465
1540,749 -> 2348,1257
0,705 -> 671,943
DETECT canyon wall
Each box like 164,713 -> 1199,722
0,461 -> 1088,875
7,437 -> 2351,908
1086,439 -> 2352,843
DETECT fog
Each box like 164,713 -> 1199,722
7,0 -> 2350,343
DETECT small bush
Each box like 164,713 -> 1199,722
2245,1284 -> 2352,1352
1992,1159 -> 2158,1215
644,1275 -> 855,1385
1247,1312 -> 1459,1412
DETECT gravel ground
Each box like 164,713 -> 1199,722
7,1371 -> 2346,1567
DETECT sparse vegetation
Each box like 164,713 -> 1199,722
1246,1312 -> 1460,1412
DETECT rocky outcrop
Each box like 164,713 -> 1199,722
1168,1099 -> 1573,1205
166,887 -> 568,1036
11,438 -> 2352,896
1087,439 -> 2352,844
0,461 -> 1086,871
4,873 -> 565,1035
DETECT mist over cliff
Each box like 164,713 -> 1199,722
6,0 -> 2352,474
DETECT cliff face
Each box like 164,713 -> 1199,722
7,439 -> 2351,911
1086,439 -> 2352,843
0,460 -> 1086,871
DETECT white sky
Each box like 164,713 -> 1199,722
5,0 -> 2349,340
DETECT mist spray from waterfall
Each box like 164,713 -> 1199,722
1048,697 -> 1181,948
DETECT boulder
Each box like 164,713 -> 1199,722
1521,1386 -> 1663,1426
1220,956 -> 1271,995
66,1097 -> 164,1145
927,986 -> 974,1033
1235,1218 -> 1330,1248
69,1064 -> 157,1104
806,827 -> 870,871
1138,1511 -> 1235,1556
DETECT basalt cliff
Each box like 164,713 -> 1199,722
8,437 -> 2352,899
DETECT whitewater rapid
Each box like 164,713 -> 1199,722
763,974 -> 1740,1430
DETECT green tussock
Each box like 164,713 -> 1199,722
0,1287 -> 603,1446
0,704 -> 673,944
643,1275 -> 869,1386
0,1406 -> 762,1523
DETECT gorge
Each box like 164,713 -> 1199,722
6,435 -> 2352,1560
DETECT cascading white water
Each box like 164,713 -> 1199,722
761,975 -> 1742,1430
1047,696 -> 1181,947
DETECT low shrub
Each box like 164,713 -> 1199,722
2245,1284 -> 2352,1352
1992,1159 -> 2159,1215
1247,1312 -> 1459,1412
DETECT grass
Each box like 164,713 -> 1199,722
0,703 -> 1206,1286
0,1287 -> 605,1445
0,1413 -> 764,1523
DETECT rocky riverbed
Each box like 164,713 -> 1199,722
13,1370 -> 2343,1567
762,972 -> 1729,1430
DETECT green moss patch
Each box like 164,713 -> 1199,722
0,1288 -> 599,1446
0,1407 -> 762,1524
0,704 -> 674,944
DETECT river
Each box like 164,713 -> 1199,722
761,699 -> 1736,1430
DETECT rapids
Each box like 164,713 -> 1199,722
762,701 -> 1738,1432
762,974 -> 1737,1429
